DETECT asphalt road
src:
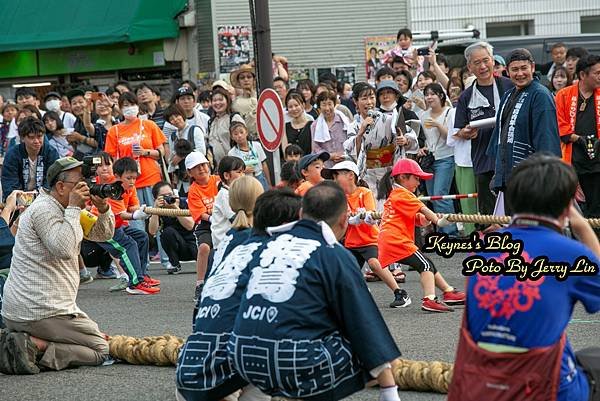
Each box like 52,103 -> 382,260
2,255 -> 599,401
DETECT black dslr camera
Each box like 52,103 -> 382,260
81,156 -> 125,200
162,195 -> 178,205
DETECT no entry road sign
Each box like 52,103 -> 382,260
257,88 -> 284,152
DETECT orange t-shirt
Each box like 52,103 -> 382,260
104,118 -> 167,189
344,187 -> 379,249
188,175 -> 220,223
378,186 -> 424,267
295,181 -> 313,196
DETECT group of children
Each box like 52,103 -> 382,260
282,149 -> 465,312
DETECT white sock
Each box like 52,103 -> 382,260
425,294 -> 435,300
444,286 -> 454,293
379,385 -> 401,401
196,280 -> 204,286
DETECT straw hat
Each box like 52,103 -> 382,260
230,64 -> 256,89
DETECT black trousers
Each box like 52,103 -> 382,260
161,226 -> 197,267
80,239 -> 112,271
578,173 -> 600,218
476,171 -> 496,216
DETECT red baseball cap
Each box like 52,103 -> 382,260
391,158 -> 433,180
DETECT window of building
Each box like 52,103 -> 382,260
581,16 -> 600,34
486,20 -> 534,38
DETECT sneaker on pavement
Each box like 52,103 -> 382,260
80,269 -> 94,284
193,282 -> 204,302
443,289 -> 466,305
143,276 -> 161,287
364,270 -> 381,282
109,277 -> 129,292
96,267 -> 117,280
390,289 -> 412,308
126,282 -> 160,295
390,269 -> 406,283
167,264 -> 182,275
421,297 -> 454,313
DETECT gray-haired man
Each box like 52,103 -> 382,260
453,41 -> 514,218
0,157 -> 115,374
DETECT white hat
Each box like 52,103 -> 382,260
212,80 -> 233,93
185,151 -> 209,170
321,160 -> 360,179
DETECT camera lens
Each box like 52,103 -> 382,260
89,182 -> 124,200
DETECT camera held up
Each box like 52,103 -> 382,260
81,156 -> 125,200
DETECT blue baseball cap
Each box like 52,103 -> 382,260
297,152 -> 330,174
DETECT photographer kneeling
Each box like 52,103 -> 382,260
148,181 -> 196,275
0,157 -> 115,374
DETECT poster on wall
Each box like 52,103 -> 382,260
218,25 -> 252,74
335,65 -> 356,85
364,35 -> 396,83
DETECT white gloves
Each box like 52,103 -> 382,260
364,212 -> 377,226
348,214 -> 362,225
437,214 -> 451,228
132,205 -> 150,220
379,385 -> 401,401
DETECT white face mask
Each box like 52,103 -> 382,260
45,99 -> 61,112
122,105 -> 139,120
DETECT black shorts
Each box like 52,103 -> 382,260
397,250 -> 437,274
194,225 -> 213,248
348,245 -> 378,268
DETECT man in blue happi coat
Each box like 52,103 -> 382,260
487,48 -> 561,194
229,182 -> 402,401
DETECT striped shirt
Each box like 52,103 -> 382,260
1,192 -> 115,322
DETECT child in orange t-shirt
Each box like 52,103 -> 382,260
294,152 -> 329,196
378,159 -> 465,313
322,161 -> 409,308
85,153 -> 159,295
186,151 -> 220,302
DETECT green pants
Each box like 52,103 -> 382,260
455,166 -> 477,235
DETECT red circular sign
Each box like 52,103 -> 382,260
256,88 -> 285,152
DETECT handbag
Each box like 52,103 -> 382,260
418,151 -> 435,173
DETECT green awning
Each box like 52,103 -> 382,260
0,0 -> 188,52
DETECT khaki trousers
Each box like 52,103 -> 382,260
4,314 -> 109,370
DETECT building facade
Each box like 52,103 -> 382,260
196,0 -> 410,83
410,0 -> 600,38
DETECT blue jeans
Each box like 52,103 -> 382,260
134,186 -> 169,266
425,156 -> 458,235
255,173 -> 270,191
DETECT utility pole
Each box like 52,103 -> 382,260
250,0 -> 278,183
249,0 -> 273,91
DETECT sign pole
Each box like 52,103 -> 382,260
250,0 -> 276,185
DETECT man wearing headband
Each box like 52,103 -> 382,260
487,48 -> 561,199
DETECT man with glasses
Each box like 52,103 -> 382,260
1,117 -> 59,201
0,157 -> 115,374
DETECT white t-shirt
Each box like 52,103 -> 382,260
59,111 -> 77,132
420,107 -> 454,160
446,108 -> 472,168
211,186 -> 235,246
228,141 -> 267,176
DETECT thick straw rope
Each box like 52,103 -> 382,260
144,207 -> 192,217
109,335 -> 453,393
145,207 -> 600,228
